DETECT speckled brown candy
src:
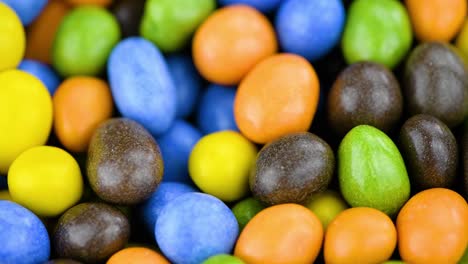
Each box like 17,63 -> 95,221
111,0 -> 146,38
403,42 -> 468,128
44,259 -> 83,264
327,62 -> 403,136
53,203 -> 130,263
87,118 -> 163,205
399,114 -> 458,190
250,132 -> 334,206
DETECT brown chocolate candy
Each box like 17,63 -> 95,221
87,118 -> 163,205
250,132 -> 334,206
327,61 -> 403,137
464,122 -> 468,195
403,42 -> 468,128
53,203 -> 130,263
111,0 -> 146,38
399,114 -> 458,190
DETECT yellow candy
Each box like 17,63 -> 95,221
0,70 -> 53,174
456,19 -> 468,60
189,131 -> 257,202
0,3 -> 25,71
8,146 -> 83,217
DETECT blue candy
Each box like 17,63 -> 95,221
196,84 -> 238,134
0,201 -> 50,264
218,0 -> 282,13
108,37 -> 177,136
1,0 -> 48,25
275,0 -> 345,61
18,60 -> 61,95
166,54 -> 203,118
156,193 -> 239,264
157,120 -> 202,183
138,182 -> 196,240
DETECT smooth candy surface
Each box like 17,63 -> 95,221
193,5 -> 277,85
197,84 -> 238,134
18,59 -> 61,95
8,146 -> 83,217
275,0 -> 345,61
158,120 -> 202,183
53,77 -> 114,153
342,0 -> 412,68
166,54 -> 203,118
156,193 -> 239,264
0,70 -> 53,174
0,3 -> 25,72
338,125 -> 410,215
189,131 -> 257,202
0,0 -> 48,25
138,182 -> 196,238
108,37 -> 176,135
140,0 -> 216,52
234,54 -> 319,144
53,6 -> 121,77
0,201 -> 50,264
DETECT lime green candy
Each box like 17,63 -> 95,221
53,6 -> 120,77
342,0 -> 412,69
202,254 -> 245,264
338,125 -> 410,216
382,261 -> 406,264
232,197 -> 265,230
140,0 -> 216,52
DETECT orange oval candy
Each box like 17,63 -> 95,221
193,5 -> 277,85
405,0 -> 467,42
234,203 -> 323,264
25,0 -> 71,64
324,207 -> 397,264
65,0 -> 113,7
397,188 -> 468,264
107,247 -> 170,264
53,77 -> 113,153
234,53 -> 319,144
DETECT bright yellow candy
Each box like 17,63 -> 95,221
8,146 -> 83,217
0,3 -> 25,71
0,70 -> 53,174
456,19 -> 468,59
189,131 -> 257,202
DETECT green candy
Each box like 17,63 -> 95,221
338,125 -> 410,216
202,254 -> 245,264
52,6 -> 120,77
140,0 -> 216,52
341,0 -> 412,69
231,197 -> 265,230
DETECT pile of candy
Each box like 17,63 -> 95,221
1,0 -> 468,263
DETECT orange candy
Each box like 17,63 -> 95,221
193,5 -> 277,85
53,77 -> 113,153
397,188 -> 468,264
234,53 -> 319,144
234,203 -> 323,264
107,247 -> 170,264
324,207 -> 397,264
405,0 -> 467,42
25,0 -> 71,64
65,0 -> 113,7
